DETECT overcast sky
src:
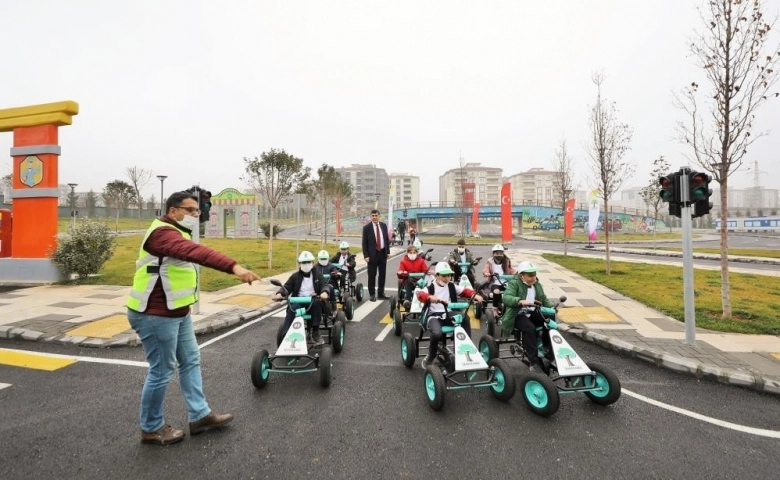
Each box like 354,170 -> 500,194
1,0 -> 778,203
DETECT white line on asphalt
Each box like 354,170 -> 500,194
0,347 -> 149,368
198,305 -> 287,349
0,382 -> 11,390
374,324 -> 393,342
350,299 -> 386,323
623,388 -> 780,439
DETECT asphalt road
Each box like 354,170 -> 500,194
1,246 -> 778,479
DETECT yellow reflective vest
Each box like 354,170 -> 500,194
127,219 -> 198,312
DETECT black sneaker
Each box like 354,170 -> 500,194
402,300 -> 411,310
311,332 -> 325,346
421,356 -> 431,370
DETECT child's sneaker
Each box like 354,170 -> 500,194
311,331 -> 325,346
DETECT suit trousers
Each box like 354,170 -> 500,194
367,251 -> 387,296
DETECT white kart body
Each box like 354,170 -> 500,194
276,316 -> 309,357
453,325 -> 489,372
548,329 -> 592,376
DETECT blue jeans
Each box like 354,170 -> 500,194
127,308 -> 211,432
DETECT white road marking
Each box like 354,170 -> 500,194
623,388 -> 780,439
198,305 -> 287,349
0,347 -> 149,368
0,382 -> 11,391
374,324 -> 393,342
350,298 -> 386,323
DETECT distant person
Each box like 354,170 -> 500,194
127,191 -> 261,446
447,238 -> 477,287
397,219 -> 407,243
361,208 -> 390,301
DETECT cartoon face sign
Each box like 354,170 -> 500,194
20,156 -> 43,188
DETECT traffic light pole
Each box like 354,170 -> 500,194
678,168 -> 696,345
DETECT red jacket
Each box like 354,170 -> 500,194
416,282 -> 476,304
397,256 -> 429,281
142,216 -> 237,317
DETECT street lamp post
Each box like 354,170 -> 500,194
156,175 -> 167,217
67,183 -> 78,229
375,193 -> 380,210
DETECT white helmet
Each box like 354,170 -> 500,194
317,250 -> 330,260
297,251 -> 315,263
492,244 -> 505,252
339,241 -> 349,249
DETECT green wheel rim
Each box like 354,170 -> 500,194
588,373 -> 610,398
261,357 -> 270,380
425,373 -> 436,401
479,342 -> 490,362
524,380 -> 549,408
492,369 -> 505,393
401,341 -> 409,360
339,327 -> 345,345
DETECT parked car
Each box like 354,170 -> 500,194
539,220 -> 562,230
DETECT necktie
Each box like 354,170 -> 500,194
375,223 -> 381,251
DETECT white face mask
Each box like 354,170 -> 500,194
407,254 -> 417,261
178,215 -> 199,231
457,247 -> 465,254
300,264 -> 313,273
318,259 -> 328,266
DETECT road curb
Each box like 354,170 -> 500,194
598,247 -> 780,265
558,323 -> 780,396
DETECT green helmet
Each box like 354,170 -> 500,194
297,251 -> 315,263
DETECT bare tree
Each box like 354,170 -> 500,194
102,180 -> 136,231
586,71 -> 635,274
126,167 -> 152,227
551,138 -> 577,255
242,149 -> 310,268
639,155 -> 673,246
675,0 -> 780,318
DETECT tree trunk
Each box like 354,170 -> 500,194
137,191 -> 143,228
115,207 -> 120,233
268,206 -> 275,269
652,207 -> 658,249
604,200 -> 611,274
719,175 -> 731,318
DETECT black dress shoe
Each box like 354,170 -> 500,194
378,294 -> 390,300
370,295 -> 376,302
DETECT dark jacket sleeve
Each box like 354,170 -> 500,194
281,272 -> 298,297
144,226 -> 237,274
382,223 -> 390,254
361,224 -> 370,256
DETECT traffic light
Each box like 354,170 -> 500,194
658,173 -> 681,218
689,171 -> 713,218
199,190 -> 212,223
403,208 -> 408,217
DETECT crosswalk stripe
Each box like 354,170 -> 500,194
0,382 -> 11,391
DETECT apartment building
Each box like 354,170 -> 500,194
506,167 -> 564,206
336,164 -> 390,214
388,174 -> 420,208
438,162 -> 503,205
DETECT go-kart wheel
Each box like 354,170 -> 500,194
583,363 -> 622,406
343,296 -> 355,320
331,320 -> 345,353
474,302 -> 482,320
519,372 -> 560,417
319,347 -> 332,388
356,283 -> 364,302
389,296 -> 397,316
275,323 -> 286,348
483,309 -> 496,337
250,349 -> 271,389
393,309 -> 403,336
400,332 -> 416,368
335,310 -> 347,331
424,366 -> 446,411
478,335 -> 498,362
488,358 -> 515,401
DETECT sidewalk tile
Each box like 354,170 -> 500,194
216,294 -> 273,309
559,306 -> 621,323
65,314 -> 130,339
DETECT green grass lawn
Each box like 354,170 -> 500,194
542,253 -> 780,335
73,236 -> 327,291
632,247 -> 780,259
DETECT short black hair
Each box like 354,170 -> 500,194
371,209 -> 380,215
166,191 -> 198,214
457,238 -> 466,246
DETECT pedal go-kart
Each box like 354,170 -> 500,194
336,256 -> 365,304
392,273 -> 428,336
451,257 -> 482,290
269,279 -> 346,354
400,300 -> 515,411
324,266 -> 356,321
251,282 -> 335,389
475,273 -> 515,336
389,248 -> 434,318
478,297 -> 621,417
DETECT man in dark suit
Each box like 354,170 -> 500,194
362,209 -> 390,301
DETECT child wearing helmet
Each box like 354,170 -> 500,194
481,244 -> 516,301
331,241 -> 357,283
416,262 -> 484,370
272,251 -> 329,345
448,238 -> 477,288
316,249 -> 341,314
500,261 -> 553,373
397,244 -> 429,309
